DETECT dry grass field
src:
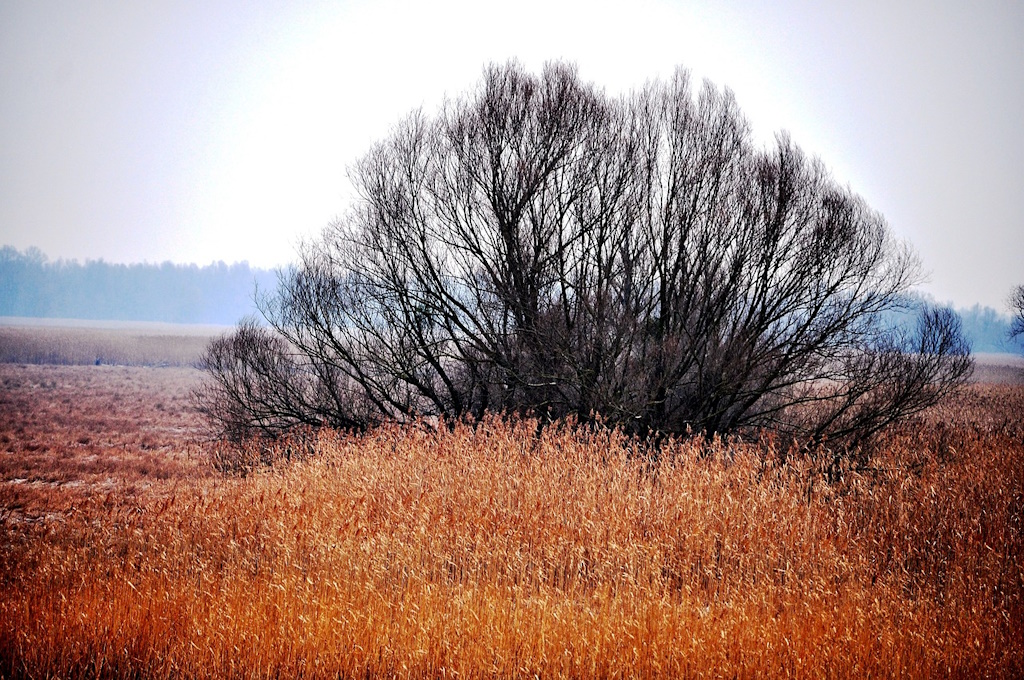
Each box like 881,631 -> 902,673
1,327 -> 1022,678
0,317 -> 226,366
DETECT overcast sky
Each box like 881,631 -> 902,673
1,0 -> 1021,310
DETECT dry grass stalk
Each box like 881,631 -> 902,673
1,365 -> 1022,677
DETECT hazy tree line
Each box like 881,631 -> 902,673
0,245 -> 276,325
877,294 -> 1018,355
957,302 -> 1020,354
198,61 -> 974,450
3,243 -> 1011,351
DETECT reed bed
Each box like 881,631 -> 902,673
2,376 -> 1022,677
0,323 -> 220,366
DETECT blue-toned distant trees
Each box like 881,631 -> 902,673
196,61 -> 972,451
0,246 -> 275,324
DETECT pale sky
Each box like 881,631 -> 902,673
1,0 -> 1021,310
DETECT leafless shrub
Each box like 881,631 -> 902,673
196,61 -> 971,456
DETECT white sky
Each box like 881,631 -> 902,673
1,0 -> 1021,310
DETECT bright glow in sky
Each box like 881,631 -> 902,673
1,0 -> 1022,309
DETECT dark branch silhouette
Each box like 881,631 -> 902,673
195,61 -> 972,453
1010,285 -> 1024,349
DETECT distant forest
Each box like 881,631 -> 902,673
957,303 -> 1019,354
0,245 -> 1018,352
0,246 -> 277,325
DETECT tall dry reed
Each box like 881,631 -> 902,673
2,394 -> 1022,677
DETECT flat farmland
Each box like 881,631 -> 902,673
1,363 -> 206,504
0,317 -> 228,366
1,325 -> 1023,678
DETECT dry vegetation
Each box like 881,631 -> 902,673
972,352 -> 1024,385
0,363 -> 205,525
0,319 -> 222,366
1,332 -> 1022,677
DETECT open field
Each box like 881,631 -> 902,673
971,352 -> 1024,385
0,317 -> 228,367
1,329 -> 1023,677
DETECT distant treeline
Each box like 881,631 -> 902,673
0,246 -> 278,325
0,245 -> 1019,351
957,303 -> 1018,354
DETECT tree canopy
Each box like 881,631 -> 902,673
197,61 -> 972,450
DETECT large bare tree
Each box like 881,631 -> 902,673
196,61 -> 972,450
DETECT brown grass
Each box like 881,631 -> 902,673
1,362 -> 1022,678
0,321 -> 223,366
971,353 -> 1024,385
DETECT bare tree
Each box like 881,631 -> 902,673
195,61 -> 972,452
1010,285 -> 1024,348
